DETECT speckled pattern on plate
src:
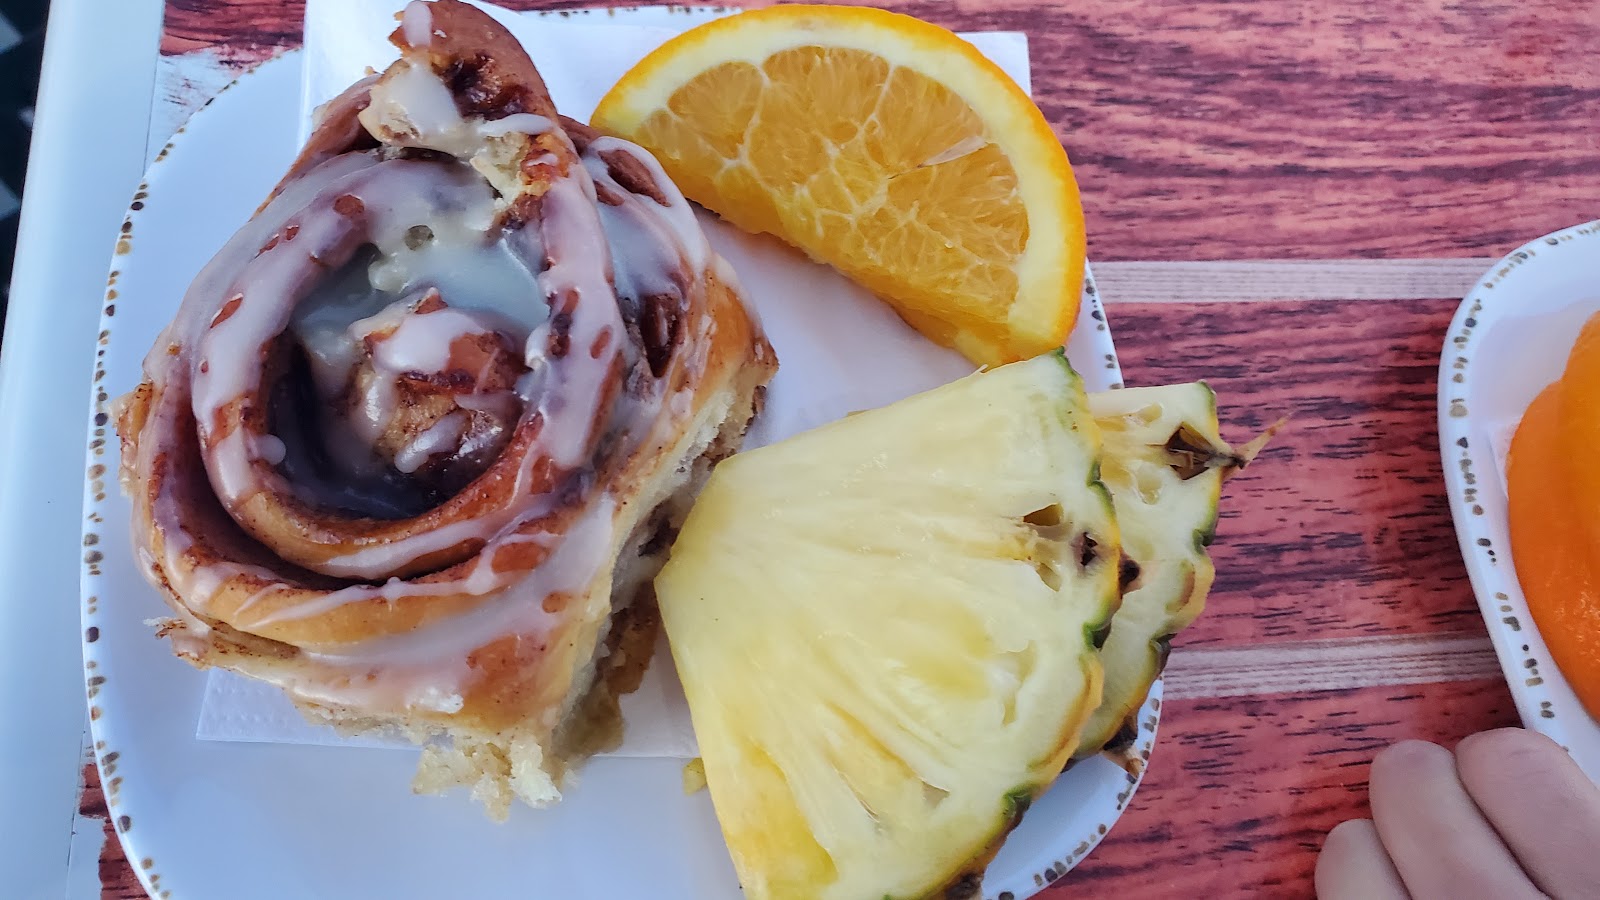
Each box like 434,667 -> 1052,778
75,0 -> 1600,897
78,35 -> 1143,900
1438,219 -> 1600,781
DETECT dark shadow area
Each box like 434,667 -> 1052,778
1,0 -> 50,343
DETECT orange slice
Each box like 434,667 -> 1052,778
1558,311 -> 1600,558
593,5 -> 1086,367
1509,383 -> 1600,719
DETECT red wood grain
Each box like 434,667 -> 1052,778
1112,298 -> 1481,647
155,0 -> 1600,260
81,681 -> 1519,900
79,764 -> 148,900
1049,679 -> 1520,898
84,0 -> 1577,896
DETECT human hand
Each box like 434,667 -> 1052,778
1315,727 -> 1600,899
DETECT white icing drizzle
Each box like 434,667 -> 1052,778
522,166 -> 625,469
395,411 -> 468,473
254,433 -> 287,466
359,68 -> 551,164
190,158 -> 547,521
478,113 -> 554,138
316,499 -> 610,665
207,429 -> 259,507
580,134 -> 724,424
129,42 -> 743,720
229,583 -> 290,620
584,136 -> 710,278
248,661 -> 467,715
369,304 -> 494,376
135,155 -> 384,625
311,515 -> 497,581
271,501 -> 614,715
193,160 -> 497,437
142,152 -> 380,386
190,172 -> 372,441
361,61 -> 481,158
456,389 -> 518,418
401,0 -> 433,48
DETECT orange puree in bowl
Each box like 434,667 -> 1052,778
1559,314 -> 1600,560
1507,312 -> 1600,720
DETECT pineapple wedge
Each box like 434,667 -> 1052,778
655,353 -> 1122,900
1075,383 -> 1246,758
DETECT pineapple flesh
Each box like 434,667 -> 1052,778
655,353 -> 1123,900
1075,383 -> 1244,757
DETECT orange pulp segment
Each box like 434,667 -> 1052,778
592,5 -> 1086,367
1508,382 -> 1600,719
1557,311 -> 1600,560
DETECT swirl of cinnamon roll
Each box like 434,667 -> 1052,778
113,0 -> 775,818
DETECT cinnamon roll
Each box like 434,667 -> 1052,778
113,0 -> 776,818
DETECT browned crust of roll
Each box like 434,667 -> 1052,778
275,0 -> 557,194
393,0 -> 558,121
116,0 -> 779,818
128,268 -> 772,724
216,0 -> 609,581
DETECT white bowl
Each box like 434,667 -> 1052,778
1438,219 -> 1600,781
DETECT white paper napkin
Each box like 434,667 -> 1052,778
198,632 -> 698,755
298,1 -> 1031,138
196,0 -> 1031,758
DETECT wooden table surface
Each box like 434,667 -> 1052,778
78,0 -> 1600,896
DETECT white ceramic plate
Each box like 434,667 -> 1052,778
1439,220 -> 1600,782
80,49 -> 1150,900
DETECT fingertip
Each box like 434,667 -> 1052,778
1456,727 -> 1574,788
1371,738 -> 1449,785
1316,818 -> 1408,900
1457,727 -> 1561,764
1322,817 -> 1377,853
1453,727 -> 1600,898
1376,738 -> 1450,764
1315,819 -> 1370,887
1366,737 -> 1549,899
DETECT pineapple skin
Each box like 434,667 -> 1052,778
657,351 -> 1123,900
1074,382 -> 1240,759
